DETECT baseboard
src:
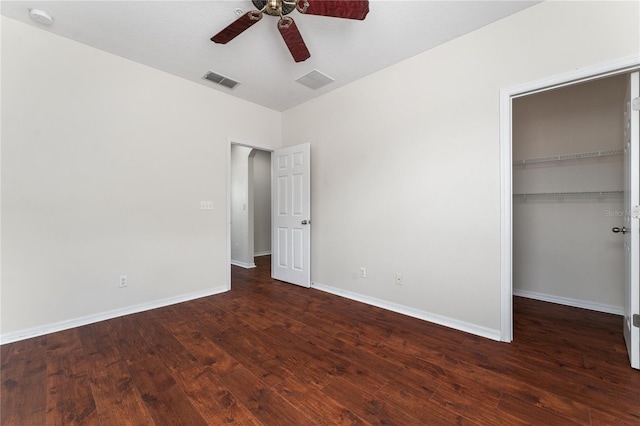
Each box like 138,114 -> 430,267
254,251 -> 271,257
311,282 -> 501,341
0,285 -> 228,345
230,260 -> 256,269
513,289 -> 624,315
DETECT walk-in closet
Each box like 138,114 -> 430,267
512,74 -> 628,314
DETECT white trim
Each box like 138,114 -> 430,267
510,55 -> 640,100
230,260 -> 256,269
514,290 -> 624,316
311,282 -> 501,342
254,251 -> 272,257
228,137 -> 275,153
500,84 -> 513,342
0,286 -> 228,345
226,139 -> 232,291
500,54 -> 640,343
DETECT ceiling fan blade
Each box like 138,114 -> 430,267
211,11 -> 263,44
296,0 -> 369,20
278,17 -> 310,63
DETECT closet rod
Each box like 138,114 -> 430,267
512,149 -> 624,166
513,191 -> 623,200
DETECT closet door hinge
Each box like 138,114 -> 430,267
633,97 -> 640,111
634,314 -> 640,328
633,205 -> 640,219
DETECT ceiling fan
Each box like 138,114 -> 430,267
211,0 -> 370,63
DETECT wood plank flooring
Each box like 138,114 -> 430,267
2,255 -> 639,425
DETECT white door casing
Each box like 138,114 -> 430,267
271,143 -> 311,287
623,72 -> 639,369
499,55 -> 640,343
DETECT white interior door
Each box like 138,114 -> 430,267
271,143 -> 311,287
623,71 -> 639,369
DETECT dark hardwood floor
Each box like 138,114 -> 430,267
2,256 -> 639,425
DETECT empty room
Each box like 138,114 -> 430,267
2,1 -> 640,424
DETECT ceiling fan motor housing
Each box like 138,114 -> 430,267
252,0 -> 297,16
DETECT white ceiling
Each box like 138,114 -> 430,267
1,1 -> 540,111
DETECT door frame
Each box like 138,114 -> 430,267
499,54 -> 640,342
226,138 -> 275,290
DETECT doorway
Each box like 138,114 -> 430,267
227,141 -> 312,290
230,144 -> 272,270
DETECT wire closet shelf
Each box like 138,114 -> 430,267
513,149 -> 624,200
512,149 -> 624,166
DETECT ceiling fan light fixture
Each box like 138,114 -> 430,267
254,0 -> 296,17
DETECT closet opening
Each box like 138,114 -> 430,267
500,56 -> 640,368
512,74 -> 628,319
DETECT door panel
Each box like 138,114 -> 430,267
277,176 -> 288,215
623,71 -> 639,369
277,228 -> 288,268
293,173 -> 304,214
272,143 -> 311,287
292,228 -> 304,271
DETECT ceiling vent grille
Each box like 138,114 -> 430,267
295,70 -> 334,90
202,71 -> 240,89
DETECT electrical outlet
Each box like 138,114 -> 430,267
119,275 -> 128,288
360,267 -> 366,278
395,273 -> 403,285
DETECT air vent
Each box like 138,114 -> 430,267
202,71 -> 240,89
295,70 -> 334,90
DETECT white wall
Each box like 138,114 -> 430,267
282,1 -> 640,336
1,17 -> 281,340
252,150 -> 272,256
513,75 -> 627,312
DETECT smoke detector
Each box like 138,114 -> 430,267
29,9 -> 53,25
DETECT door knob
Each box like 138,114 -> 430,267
612,227 -> 627,234
301,220 -> 310,225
